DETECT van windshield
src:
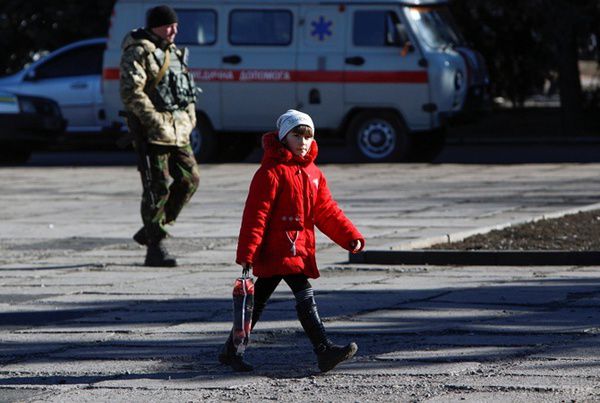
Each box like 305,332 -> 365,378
405,6 -> 464,49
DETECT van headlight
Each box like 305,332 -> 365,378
454,70 -> 464,91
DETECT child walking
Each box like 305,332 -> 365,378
219,109 -> 365,373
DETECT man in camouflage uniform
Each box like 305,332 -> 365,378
120,5 -> 200,267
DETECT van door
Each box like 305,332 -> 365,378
344,5 -> 431,131
174,7 -> 221,127
220,6 -> 297,130
296,5 -> 346,130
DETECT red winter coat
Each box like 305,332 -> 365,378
236,132 -> 365,279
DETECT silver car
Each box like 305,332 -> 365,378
0,38 -> 106,134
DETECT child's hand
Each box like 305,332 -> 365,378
350,239 -> 363,253
240,262 -> 252,276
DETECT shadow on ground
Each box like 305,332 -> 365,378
1,276 -> 599,384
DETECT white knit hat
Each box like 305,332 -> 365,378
276,109 -> 315,141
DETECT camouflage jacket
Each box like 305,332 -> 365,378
119,29 -> 196,147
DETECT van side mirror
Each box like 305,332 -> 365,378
401,41 -> 415,56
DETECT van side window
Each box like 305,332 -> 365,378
229,10 -> 292,46
35,44 -> 104,80
175,9 -> 217,45
353,11 -> 405,47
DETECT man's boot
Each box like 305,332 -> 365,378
144,240 -> 177,267
296,297 -> 358,373
135,227 -> 171,246
218,332 -> 253,372
133,227 -> 147,246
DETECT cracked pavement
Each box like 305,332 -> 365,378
1,163 -> 600,402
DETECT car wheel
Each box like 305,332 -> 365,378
347,111 -> 411,162
0,146 -> 32,165
191,115 -> 218,163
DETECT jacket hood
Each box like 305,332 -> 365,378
261,131 -> 318,166
121,28 -> 169,52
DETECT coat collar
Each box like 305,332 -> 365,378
130,28 -> 171,50
261,131 -> 318,167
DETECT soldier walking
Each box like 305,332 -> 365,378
119,5 -> 200,267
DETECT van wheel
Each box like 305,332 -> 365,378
347,111 -> 411,162
191,115 -> 218,163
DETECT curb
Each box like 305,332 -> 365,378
350,202 -> 600,266
349,250 -> 600,266
390,202 -> 600,251
446,136 -> 600,146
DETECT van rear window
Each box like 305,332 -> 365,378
229,10 -> 292,46
175,9 -> 217,46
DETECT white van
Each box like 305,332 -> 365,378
103,0 -> 488,162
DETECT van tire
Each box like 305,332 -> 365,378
191,115 -> 218,163
346,111 -> 411,162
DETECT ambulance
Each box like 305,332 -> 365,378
102,0 -> 489,162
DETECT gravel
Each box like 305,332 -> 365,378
429,210 -> 600,251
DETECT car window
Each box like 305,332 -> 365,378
175,9 -> 217,45
229,10 -> 292,46
35,44 -> 105,79
353,10 -> 404,47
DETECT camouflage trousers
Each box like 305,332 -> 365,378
140,143 -> 200,243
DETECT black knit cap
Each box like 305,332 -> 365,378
146,5 -> 178,28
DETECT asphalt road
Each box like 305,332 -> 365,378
2,162 -> 600,402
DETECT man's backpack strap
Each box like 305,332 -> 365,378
151,47 -> 170,90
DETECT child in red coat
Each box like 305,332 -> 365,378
219,109 -> 365,373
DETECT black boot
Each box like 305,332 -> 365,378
144,241 -> 177,267
296,298 -> 358,373
135,227 -> 170,246
133,227 -> 147,246
218,332 -> 253,372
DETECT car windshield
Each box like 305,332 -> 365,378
404,6 -> 464,49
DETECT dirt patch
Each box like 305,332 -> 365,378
429,209 -> 600,251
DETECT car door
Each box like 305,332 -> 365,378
344,5 -> 431,131
220,6 -> 297,130
21,43 -> 104,132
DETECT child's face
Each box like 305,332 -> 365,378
284,129 -> 314,157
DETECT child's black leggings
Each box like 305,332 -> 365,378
254,273 -> 312,304
252,274 -> 313,326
